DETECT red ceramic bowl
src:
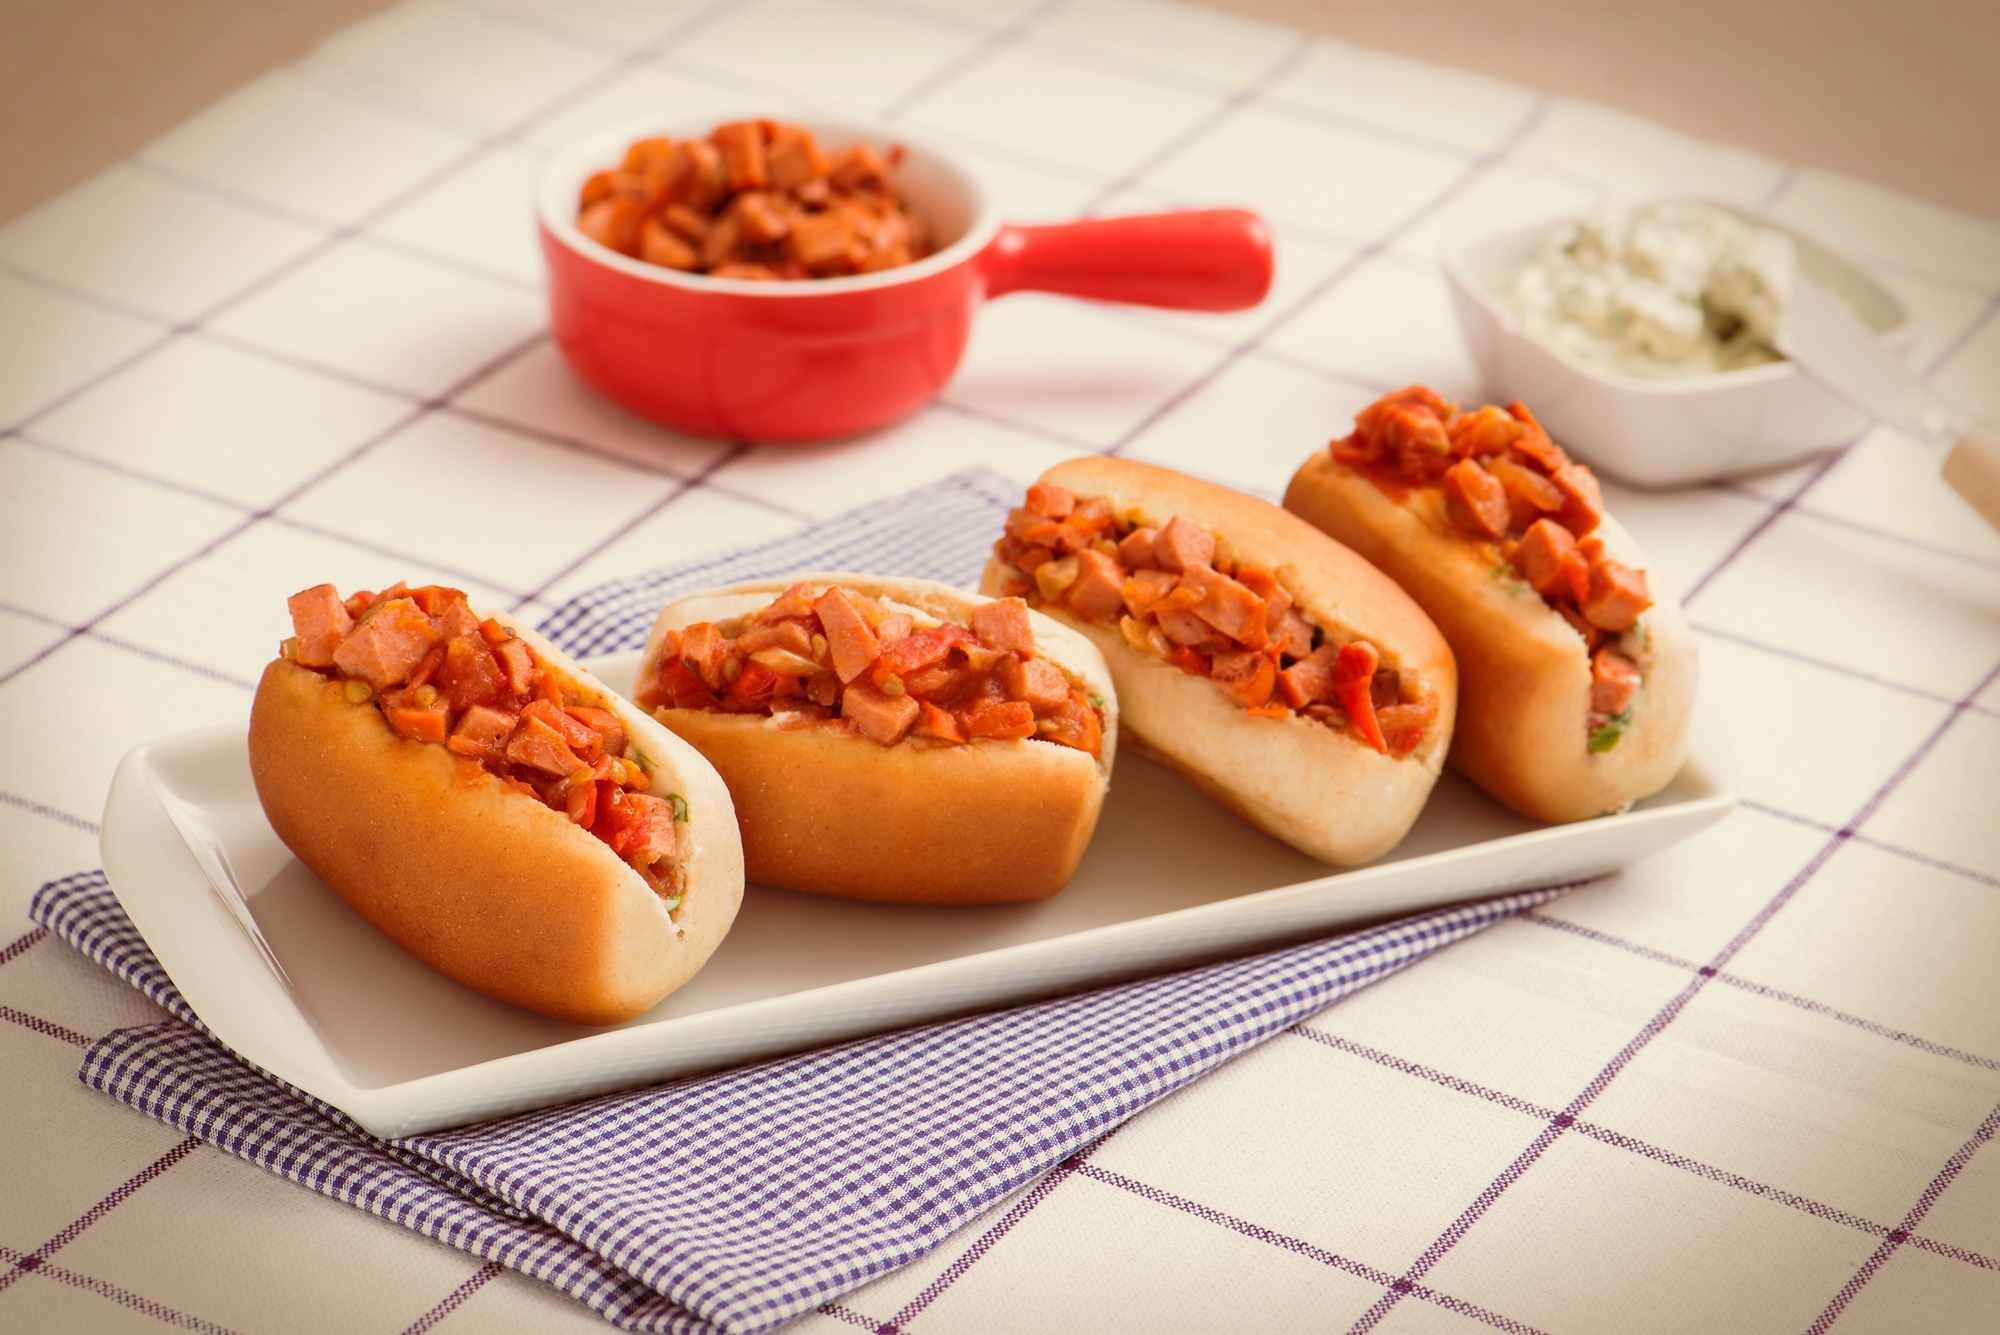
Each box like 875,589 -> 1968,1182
538,121 -> 1274,444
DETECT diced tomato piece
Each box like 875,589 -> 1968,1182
565,775 -> 598,828
1168,646 -> 1211,676
1446,405 -> 1523,458
841,681 -> 919,745
287,584 -> 353,668
1121,569 -> 1179,618
1489,457 -> 1563,533
725,661 -> 782,711
760,581 -> 819,623
1377,692 -> 1438,758
872,622 -> 972,685
1441,458 -> 1511,540
1332,641 -> 1386,754
407,586 -> 460,617
913,701 -> 966,744
969,597 -> 1035,658
605,791 -> 678,866
407,640 -> 447,690
1510,519 -> 1578,598
1504,401 -> 1568,473
1037,689 -> 1103,758
962,698 -> 1036,741
332,598 -> 442,690
1591,647 -> 1642,717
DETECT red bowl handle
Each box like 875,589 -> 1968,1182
982,209 -> 1274,312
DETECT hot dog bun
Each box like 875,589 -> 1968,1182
248,611 -> 742,1025
979,458 -> 1456,866
638,574 -> 1117,905
1284,451 -> 1696,822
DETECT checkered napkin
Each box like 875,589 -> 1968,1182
32,472 -> 1571,1334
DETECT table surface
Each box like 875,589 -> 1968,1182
2,1 -> 1999,1331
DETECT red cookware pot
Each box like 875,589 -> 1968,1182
538,121 -> 1274,444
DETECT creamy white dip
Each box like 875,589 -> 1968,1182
1504,202 -> 1796,377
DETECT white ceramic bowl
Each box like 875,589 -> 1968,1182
1442,201 -> 1912,488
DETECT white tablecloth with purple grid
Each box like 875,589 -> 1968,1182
3,1 -> 1999,1331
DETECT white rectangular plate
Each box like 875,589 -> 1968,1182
101,651 -> 1735,1138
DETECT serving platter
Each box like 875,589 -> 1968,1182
100,650 -> 1736,1139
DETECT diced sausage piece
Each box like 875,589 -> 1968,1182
876,612 -> 915,644
913,701 -> 966,743
506,713 -> 583,776
962,698 -> 1036,741
766,126 -> 827,191
1591,647 -> 1642,717
1038,688 -> 1103,757
680,621 -> 730,690
565,706 -> 626,757
1181,565 -> 1267,647
1121,569 -> 1179,618
1153,515 -> 1215,573
1559,544 -> 1594,607
669,139 -> 726,211
1271,607 -> 1316,660
287,584 -> 353,667
577,198 -> 645,255
1556,601 -> 1604,652
761,581 -> 819,622
640,218 -> 698,270
440,599 -> 481,643
1210,649 -> 1276,708
1277,642 -> 1341,708
968,597 -> 1034,657
789,212 -> 854,270
1550,463 -> 1605,537
1580,554 -> 1652,632
842,682 -> 919,746
664,203 -> 709,244
734,191 -> 790,243
438,636 -> 508,711
382,690 -> 450,744
495,636 -> 535,695
1510,519 -> 1578,598
1023,483 -> 1075,518
1155,606 -> 1219,649
828,141 -> 889,192
712,121 -> 768,191
332,599 -> 442,690
811,588 -> 879,684
1118,527 -> 1160,570
1066,549 -> 1127,622
1504,401 -> 1568,472
700,214 -> 742,270
1004,657 -> 1071,714
447,704 -> 518,762
1441,458 -> 1511,540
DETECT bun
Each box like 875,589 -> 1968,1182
1283,390 -> 1697,822
249,607 -> 742,1025
980,458 -> 1455,865
638,574 -> 1117,905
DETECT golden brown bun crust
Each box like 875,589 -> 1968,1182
638,573 -> 1117,905
1283,452 -> 1697,823
247,616 -> 743,1025
978,457 -> 1456,866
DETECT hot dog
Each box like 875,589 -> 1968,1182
248,582 -> 742,1025
635,574 -> 1117,905
978,458 -> 1456,866
1283,386 -> 1697,823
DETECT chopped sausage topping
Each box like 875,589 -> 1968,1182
577,122 -> 932,280
1334,386 -> 1656,749
280,583 -> 683,899
636,584 -> 1105,759
992,486 -> 1439,759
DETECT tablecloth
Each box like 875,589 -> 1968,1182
2,0 -> 1998,1331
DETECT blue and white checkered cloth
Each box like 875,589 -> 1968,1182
31,474 -> 1567,1334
